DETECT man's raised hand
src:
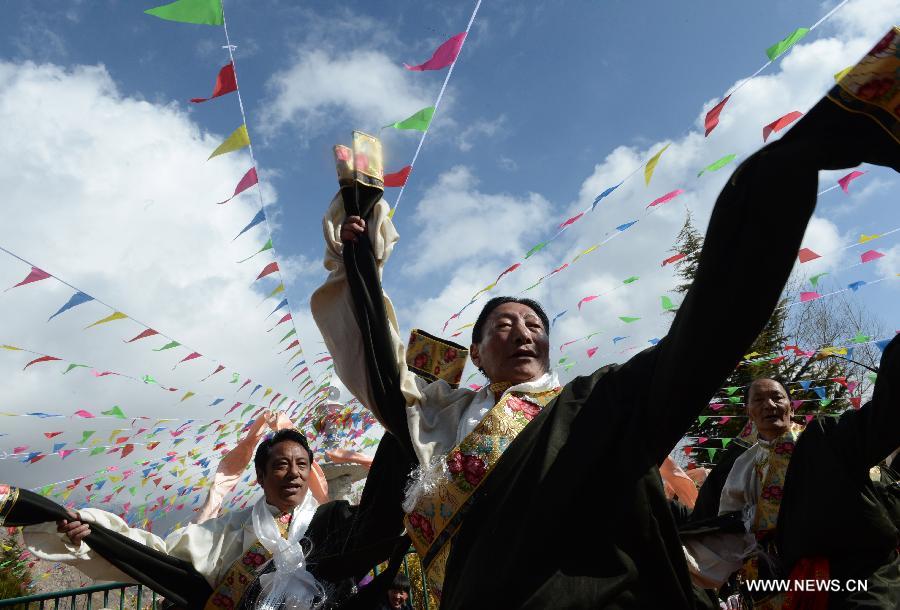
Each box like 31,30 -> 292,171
340,216 -> 366,243
56,510 -> 91,547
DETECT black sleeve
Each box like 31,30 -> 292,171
827,334 -> 900,471
606,140 -> 819,464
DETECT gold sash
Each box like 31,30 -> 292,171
404,385 -> 561,600
204,512 -> 293,610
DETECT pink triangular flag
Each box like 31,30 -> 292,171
577,295 -> 598,310
559,213 -> 584,229
73,409 -> 95,418
797,248 -> 820,263
647,189 -> 684,208
384,165 -> 412,187
59,449 -> 76,459
7,267 -> 51,291
704,95 -> 730,137
217,167 -> 258,205
837,170 -> 865,193
860,249 -> 884,263
404,33 -> 466,71
762,111 -> 803,142
800,291 -> 821,302
586,347 -> 598,358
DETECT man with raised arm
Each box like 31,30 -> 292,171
311,29 -> 899,609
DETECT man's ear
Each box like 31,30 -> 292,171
470,343 -> 481,368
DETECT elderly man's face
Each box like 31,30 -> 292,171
747,379 -> 792,441
470,302 -> 550,384
257,441 -> 310,513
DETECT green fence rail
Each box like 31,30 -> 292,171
0,583 -> 158,610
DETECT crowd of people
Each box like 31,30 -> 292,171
1,25 -> 898,610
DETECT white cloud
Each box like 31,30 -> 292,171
260,48 -> 434,140
456,114 -> 507,151
0,61 -> 336,521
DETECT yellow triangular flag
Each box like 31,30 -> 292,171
267,283 -> 285,298
208,124 -> 250,160
834,66 -> 852,82
1,344 -> 23,351
85,311 -> 128,329
572,244 -> 599,263
262,388 -> 273,398
181,391 -> 195,402
859,233 -> 881,243
644,144 -> 669,185
287,350 -> 303,364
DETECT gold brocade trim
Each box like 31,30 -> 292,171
0,485 -> 19,526
406,329 -> 468,388
204,541 -> 272,610
828,26 -> 900,145
404,386 -> 562,600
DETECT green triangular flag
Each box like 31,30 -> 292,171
90,446 -> 105,456
721,438 -> 732,449
145,0 -> 223,26
725,386 -> 739,396
819,398 -> 833,408
525,242 -> 547,258
867,373 -> 877,383
208,125 -> 250,160
387,106 -> 435,131
852,332 -> 871,343
230,372 -> 240,383
129,487 -> 137,496
558,357 -> 570,365
39,484 -> 55,496
102,405 -> 126,418
241,404 -> 255,416
698,415 -> 709,425
661,296 -> 675,311
622,276 -> 639,284
707,448 -> 718,461
63,363 -> 89,374
728,396 -> 742,404
142,374 -> 158,384
237,238 -> 273,263
619,316 -> 640,323
79,431 -> 95,444
809,272 -> 828,287
279,328 -> 297,343
154,340 -> 180,352
698,154 -> 736,177
766,27 -> 809,61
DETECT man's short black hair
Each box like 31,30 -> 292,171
472,297 -> 550,344
389,573 -> 410,592
253,428 -> 313,477
745,377 -> 791,405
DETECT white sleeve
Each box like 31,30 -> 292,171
310,192 -> 424,426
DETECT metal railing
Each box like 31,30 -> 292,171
0,583 -> 158,610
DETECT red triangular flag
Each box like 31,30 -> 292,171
125,328 -> 159,343
704,95 -> 730,137
44,431 -> 63,439
849,396 -> 862,409
662,253 -> 686,266
255,262 -> 279,281
762,111 -> 803,142
190,63 -> 237,103
24,355 -> 61,370
217,167 -> 258,205
201,364 -> 226,381
7,267 -> 51,291
797,248 -> 820,263
176,352 -> 202,366
384,165 -> 412,187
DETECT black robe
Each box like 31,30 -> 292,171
334,131 -> 848,608
774,334 -> 900,607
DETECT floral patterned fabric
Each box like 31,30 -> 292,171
828,26 -> 900,144
204,541 -> 271,610
404,385 -> 562,600
0,484 -> 18,526
405,328 -> 468,388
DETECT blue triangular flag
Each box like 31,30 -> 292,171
551,310 -> 568,327
209,398 -> 224,406
847,280 -> 866,292
267,298 -> 288,318
875,339 -> 891,352
250,384 -> 263,397
799,380 -> 812,390
48,292 -> 94,321
812,386 -> 826,399
616,221 -> 637,232
234,209 -> 266,240
591,182 -> 623,210
612,336 -> 627,344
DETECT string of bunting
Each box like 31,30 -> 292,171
438,0 -> 862,333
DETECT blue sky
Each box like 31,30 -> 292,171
0,0 -> 897,530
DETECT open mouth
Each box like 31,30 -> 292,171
282,484 -> 303,494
